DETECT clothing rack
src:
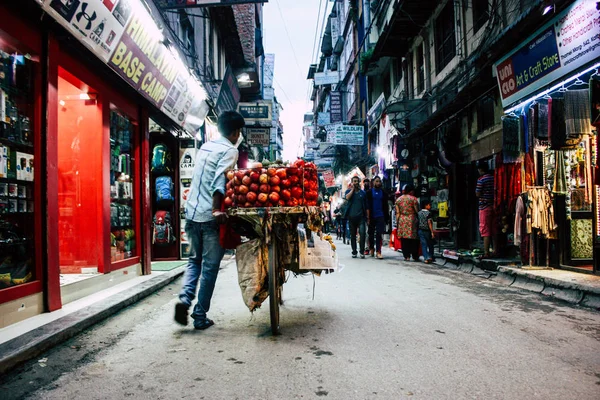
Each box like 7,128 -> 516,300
521,187 -> 553,270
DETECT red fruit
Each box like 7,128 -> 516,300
278,200 -> 286,207
286,200 -> 294,207
242,175 -> 252,186
235,170 -> 246,180
243,202 -> 253,208
281,189 -> 291,200
246,192 -> 257,202
233,176 -> 242,185
289,175 -> 300,185
234,185 -> 241,194
281,179 -> 291,188
287,167 -> 299,177
226,189 -> 234,198
269,192 -> 280,203
271,185 -> 281,193
269,176 -> 280,186
237,194 -> 246,204
267,168 -> 277,177
224,197 -> 233,208
259,184 -> 270,193
291,186 -> 303,199
293,159 -> 305,168
250,171 -> 260,182
258,193 -> 268,203
259,174 -> 269,184
226,170 -> 235,181
249,183 -> 259,193
276,168 -> 287,179
239,185 -> 249,195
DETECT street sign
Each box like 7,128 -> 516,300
314,70 -> 340,86
334,125 -> 364,145
330,91 -> 342,123
238,102 -> 272,123
246,127 -> 270,146
322,170 -> 336,188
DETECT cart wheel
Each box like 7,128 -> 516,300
268,243 -> 280,335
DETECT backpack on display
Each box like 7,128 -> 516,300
151,143 -> 172,173
152,211 -> 174,246
155,176 -> 174,202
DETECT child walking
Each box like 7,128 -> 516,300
417,200 -> 435,264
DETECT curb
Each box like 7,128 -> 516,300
0,266 -> 186,375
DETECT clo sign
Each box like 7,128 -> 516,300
497,62 -> 516,97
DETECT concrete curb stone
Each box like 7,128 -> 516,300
0,266 -> 187,375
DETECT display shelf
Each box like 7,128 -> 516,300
0,137 -> 34,150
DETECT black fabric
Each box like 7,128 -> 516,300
528,104 -> 538,139
550,94 -> 579,150
537,99 -> 549,139
564,89 -> 590,137
502,116 -> 521,163
401,238 -> 420,260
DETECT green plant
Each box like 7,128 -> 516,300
359,48 -> 375,75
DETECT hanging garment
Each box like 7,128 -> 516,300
524,152 -> 535,187
522,112 -> 529,154
565,89 -> 592,137
537,99 -> 549,139
550,94 -> 579,150
528,104 -> 538,139
528,187 -> 557,238
553,151 -> 568,194
503,116 -> 523,163
514,195 -> 524,246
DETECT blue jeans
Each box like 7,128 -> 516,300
179,219 -> 225,327
418,229 -> 434,261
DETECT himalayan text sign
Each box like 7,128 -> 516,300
246,127 -> 270,146
42,0 -> 207,131
160,0 -> 268,8
238,102 -> 272,123
322,170 -> 336,188
314,70 -> 340,86
494,0 -> 600,107
334,125 -> 364,145
330,91 -> 342,123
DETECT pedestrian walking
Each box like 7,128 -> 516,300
362,178 -> 372,255
344,176 -> 368,258
476,161 -> 495,258
174,111 -> 245,330
417,200 -> 435,263
395,184 -> 420,261
366,176 -> 389,259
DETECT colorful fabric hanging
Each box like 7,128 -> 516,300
565,89 -> 592,137
537,99 -> 549,139
502,115 -> 523,163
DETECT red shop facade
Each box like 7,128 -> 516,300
0,1 -> 207,328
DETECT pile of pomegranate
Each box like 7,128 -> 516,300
224,159 -> 319,209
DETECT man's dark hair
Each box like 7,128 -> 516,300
351,176 -> 360,182
373,176 -> 381,181
404,184 -> 415,194
218,111 -> 245,137
477,161 -> 490,173
421,199 -> 431,209
363,178 -> 370,183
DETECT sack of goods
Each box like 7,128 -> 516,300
153,211 -> 175,245
151,143 -> 171,173
155,176 -> 174,202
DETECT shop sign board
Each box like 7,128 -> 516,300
324,123 -> 342,142
322,169 -> 336,188
334,125 -> 364,145
179,139 -> 196,259
41,0 -> 208,133
314,70 -> 340,86
216,66 -> 241,115
246,127 -> 270,146
160,0 -> 268,9
238,102 -> 272,123
367,93 -> 386,127
318,112 -> 331,126
494,0 -> 600,108
330,91 -> 343,123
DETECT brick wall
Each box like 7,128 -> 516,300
232,4 -> 256,64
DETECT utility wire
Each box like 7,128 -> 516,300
273,0 -> 304,77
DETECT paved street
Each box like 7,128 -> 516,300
1,240 -> 599,400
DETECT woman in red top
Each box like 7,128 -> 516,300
395,184 -> 420,261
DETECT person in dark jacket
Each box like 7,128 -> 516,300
344,176 -> 368,258
366,176 -> 390,259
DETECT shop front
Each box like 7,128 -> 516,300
493,0 -> 600,274
0,0 -> 209,328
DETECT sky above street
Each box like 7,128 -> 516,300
263,0 -> 331,162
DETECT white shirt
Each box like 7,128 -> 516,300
185,137 -> 238,222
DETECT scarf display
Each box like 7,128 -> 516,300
550,94 -> 580,150
537,99 -> 549,139
502,115 -> 523,163
565,89 -> 592,137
